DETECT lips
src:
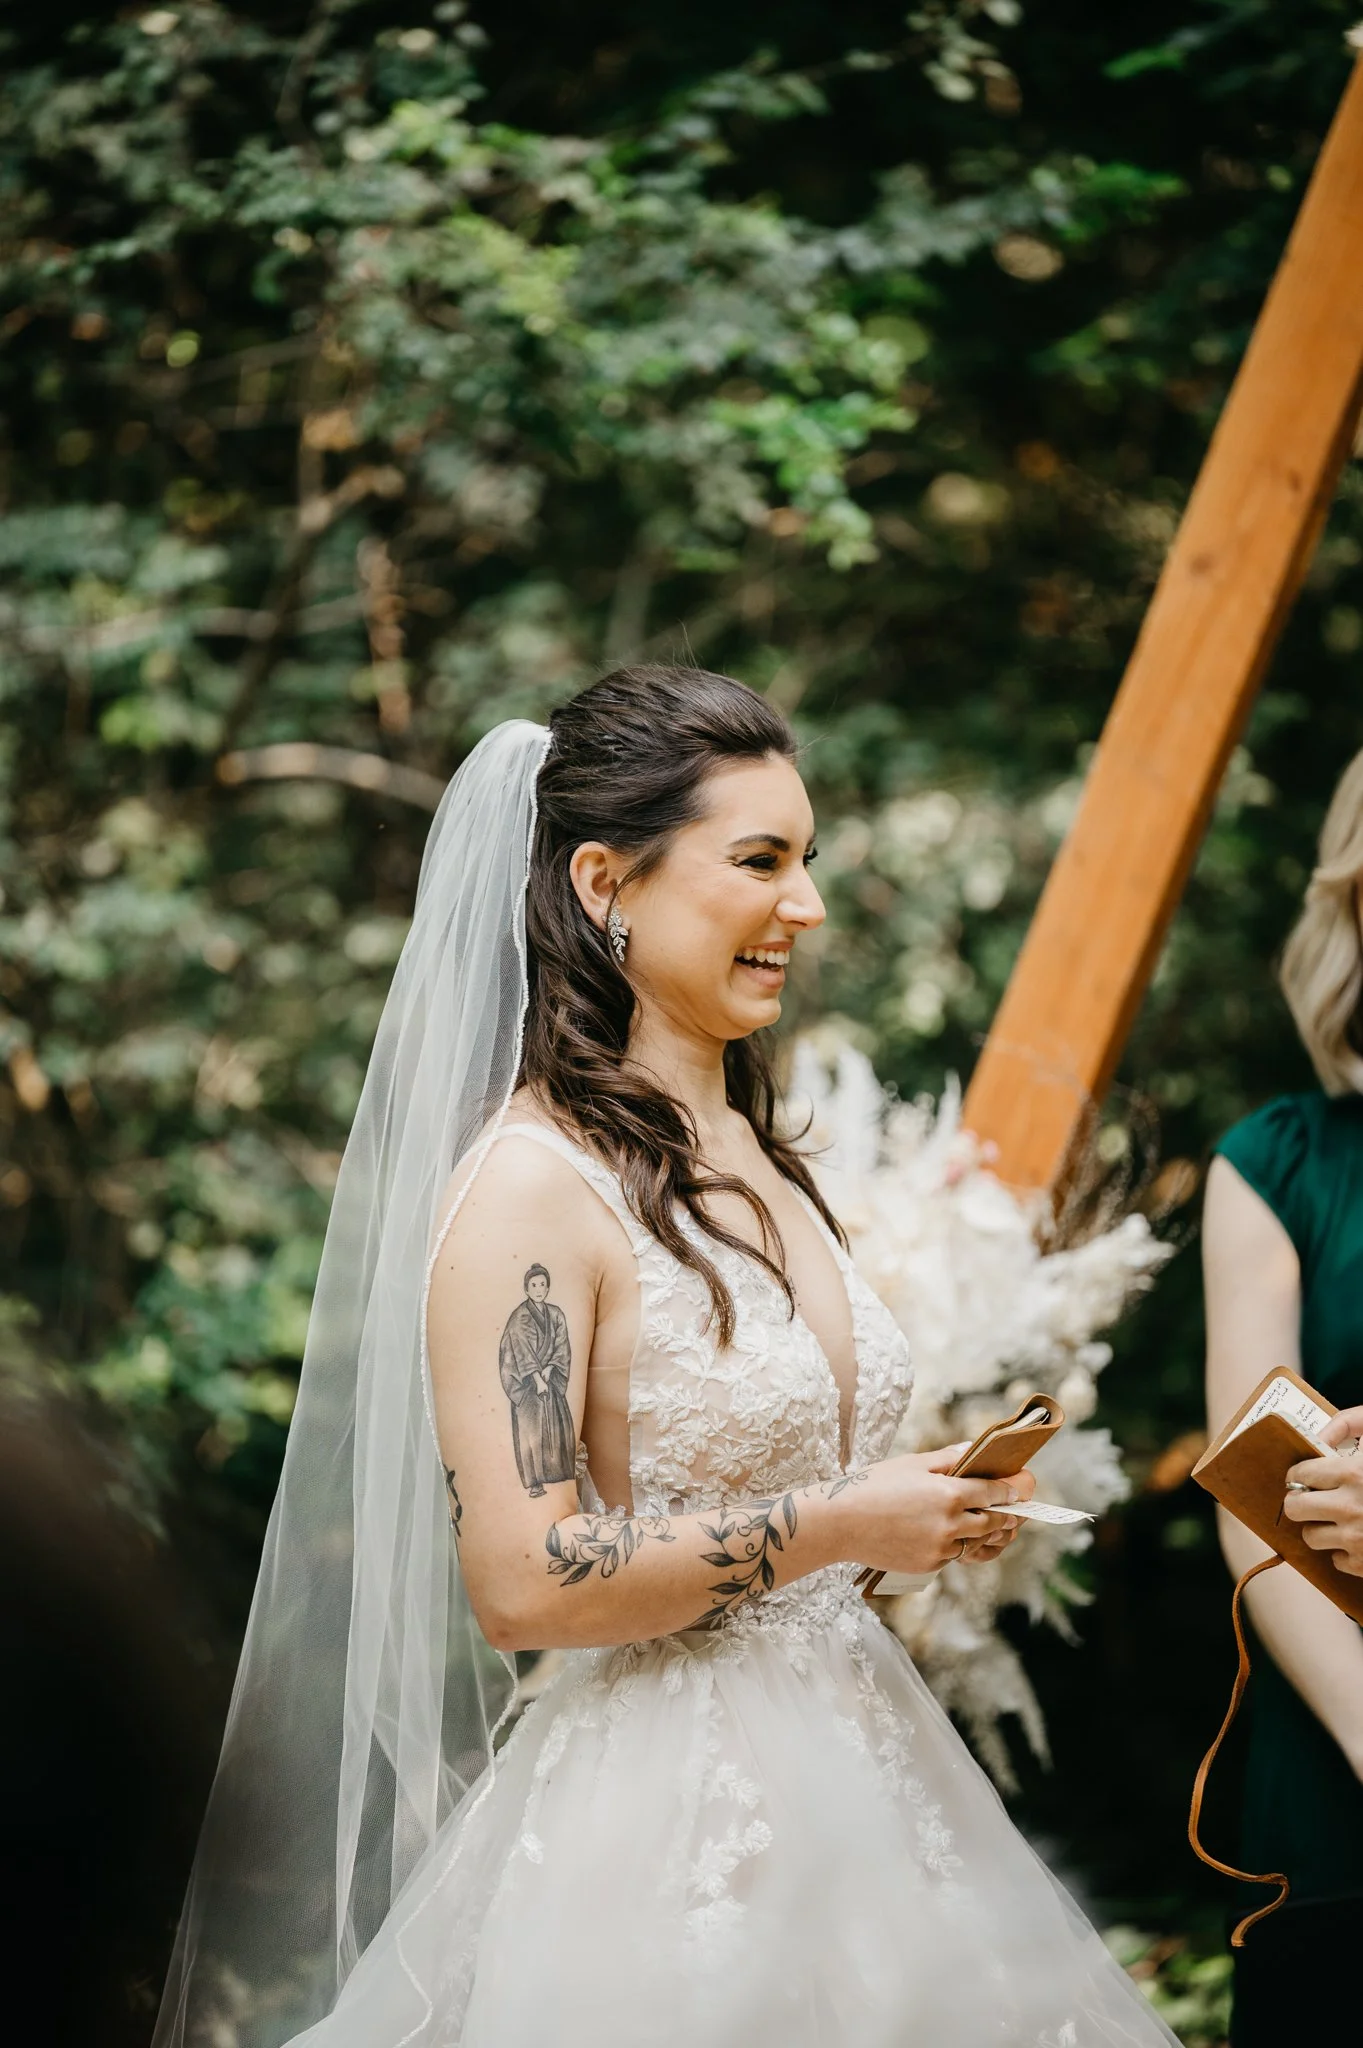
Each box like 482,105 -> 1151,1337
734,945 -> 790,985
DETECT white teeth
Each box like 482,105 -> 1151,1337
740,947 -> 790,967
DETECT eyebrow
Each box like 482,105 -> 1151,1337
727,832 -> 816,853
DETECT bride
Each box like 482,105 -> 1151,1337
155,667 -> 1177,2047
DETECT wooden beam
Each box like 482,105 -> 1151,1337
962,55 -> 1363,1193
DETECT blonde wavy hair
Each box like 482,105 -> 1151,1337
1280,748 -> 1363,1095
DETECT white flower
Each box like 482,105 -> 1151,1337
791,1034 -> 1174,1781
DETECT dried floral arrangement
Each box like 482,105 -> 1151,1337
789,1037 -> 1176,1786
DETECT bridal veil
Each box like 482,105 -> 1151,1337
153,720 -> 551,2048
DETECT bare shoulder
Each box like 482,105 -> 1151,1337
434,1130 -> 604,1257
1203,1154 -> 1302,1423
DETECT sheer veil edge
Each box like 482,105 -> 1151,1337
153,720 -> 552,2048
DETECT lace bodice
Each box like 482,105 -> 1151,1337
495,1123 -> 913,1521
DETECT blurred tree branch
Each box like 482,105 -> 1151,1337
215,743 -> 444,810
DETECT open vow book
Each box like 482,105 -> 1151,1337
1192,1366 -> 1363,1625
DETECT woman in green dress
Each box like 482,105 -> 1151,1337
1203,748 -> 1363,2046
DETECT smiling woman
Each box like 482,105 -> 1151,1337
516,665 -> 837,1352
399,667 -> 1171,2048
158,667 -> 1178,2048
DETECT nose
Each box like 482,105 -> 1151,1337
777,868 -> 826,932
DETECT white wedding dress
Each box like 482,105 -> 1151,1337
293,1122 -> 1177,2048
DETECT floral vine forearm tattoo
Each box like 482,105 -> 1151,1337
544,1472 -> 867,1626
694,1470 -> 866,1632
691,1497 -> 793,1630
546,1512 -> 676,1584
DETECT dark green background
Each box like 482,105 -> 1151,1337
3,4 -> 1362,2039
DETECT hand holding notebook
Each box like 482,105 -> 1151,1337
859,1393 -> 1075,1598
1192,1366 -> 1363,1623
1279,1400 -> 1363,1578
1189,1365 -> 1363,1943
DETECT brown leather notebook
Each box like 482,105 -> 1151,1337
858,1393 -> 1066,1597
1192,1365 -> 1363,1625
949,1392 -> 1066,1482
1189,1364 -> 1363,1944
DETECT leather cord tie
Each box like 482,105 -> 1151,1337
1187,1555 -> 1290,1947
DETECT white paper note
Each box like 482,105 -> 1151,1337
1007,1499 -> 1094,1525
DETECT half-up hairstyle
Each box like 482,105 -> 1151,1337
521,663 -> 845,1345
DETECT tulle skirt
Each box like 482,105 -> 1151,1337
292,1571 -> 1176,2047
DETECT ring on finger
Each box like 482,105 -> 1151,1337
953,1535 -> 968,1561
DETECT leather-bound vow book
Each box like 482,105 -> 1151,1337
949,1394 -> 1065,1482
1192,1366 -> 1363,1625
1188,1366 -> 1363,1942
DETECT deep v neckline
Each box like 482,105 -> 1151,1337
772,1185 -> 863,1474
674,1171 -> 863,1475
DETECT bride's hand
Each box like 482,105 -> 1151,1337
842,1443 -> 1035,1574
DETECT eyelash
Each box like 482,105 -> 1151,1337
740,851 -> 818,872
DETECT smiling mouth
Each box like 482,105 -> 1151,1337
735,947 -> 791,973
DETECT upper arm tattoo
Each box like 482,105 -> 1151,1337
444,1465 -> 463,1540
499,1263 -> 576,1498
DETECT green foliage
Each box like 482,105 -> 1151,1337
0,0 -> 1100,1486
1103,1926 -> 1233,2045
4,0 -> 1363,1964
0,0 -> 1355,1448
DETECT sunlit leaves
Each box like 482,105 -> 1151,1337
1,1 -> 1355,1537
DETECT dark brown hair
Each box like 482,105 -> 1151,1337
521,663 -> 844,1344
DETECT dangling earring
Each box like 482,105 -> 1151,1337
606,902 -> 629,965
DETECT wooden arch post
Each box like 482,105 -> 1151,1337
963,55 -> 1363,1195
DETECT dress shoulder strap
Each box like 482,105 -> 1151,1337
495,1121 -> 651,1257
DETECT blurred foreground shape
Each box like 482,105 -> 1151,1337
0,1381 -> 226,2045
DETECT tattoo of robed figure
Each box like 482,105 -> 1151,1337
499,1263 -> 576,1498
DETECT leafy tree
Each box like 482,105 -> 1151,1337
3,0 -> 1363,1978
0,0 -> 1107,1504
